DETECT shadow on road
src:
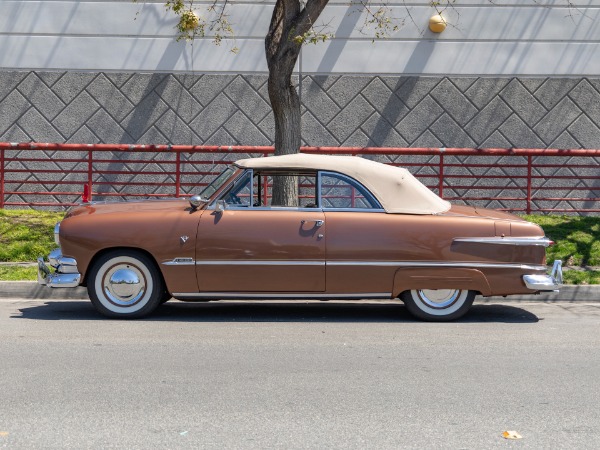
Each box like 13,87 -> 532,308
14,300 -> 539,323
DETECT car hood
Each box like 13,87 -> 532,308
443,205 -> 526,221
65,199 -> 193,218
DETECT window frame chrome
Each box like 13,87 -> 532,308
199,166 -> 237,199
209,169 -> 252,210
318,171 -> 383,211
213,168 -> 385,212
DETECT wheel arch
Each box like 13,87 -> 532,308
82,247 -> 166,291
392,267 -> 491,298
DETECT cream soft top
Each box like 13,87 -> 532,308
235,154 -> 451,215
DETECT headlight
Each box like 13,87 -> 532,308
54,222 -> 60,246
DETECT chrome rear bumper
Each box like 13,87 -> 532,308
37,248 -> 81,288
523,260 -> 563,292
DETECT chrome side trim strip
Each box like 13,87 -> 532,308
172,292 -> 391,300
327,261 -> 547,271
322,208 -> 385,213
194,260 -> 326,266
163,258 -> 195,266
453,237 -> 552,247
225,206 -> 325,212
163,259 -> 546,271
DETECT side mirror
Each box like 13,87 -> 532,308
189,195 -> 208,210
215,199 -> 227,213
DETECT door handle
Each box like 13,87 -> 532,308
301,219 -> 324,227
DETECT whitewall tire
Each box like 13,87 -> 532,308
400,289 -> 475,321
87,250 -> 164,319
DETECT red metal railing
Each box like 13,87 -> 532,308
0,142 -> 599,214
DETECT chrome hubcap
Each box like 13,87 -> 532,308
417,289 -> 460,309
103,265 -> 146,306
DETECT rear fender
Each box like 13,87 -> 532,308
392,267 -> 492,297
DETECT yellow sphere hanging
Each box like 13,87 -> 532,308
181,11 -> 200,31
429,14 -> 447,33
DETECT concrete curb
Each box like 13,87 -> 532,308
0,282 -> 598,302
0,282 -> 88,300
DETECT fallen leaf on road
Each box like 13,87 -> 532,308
502,430 -> 522,440
0,432 -> 9,437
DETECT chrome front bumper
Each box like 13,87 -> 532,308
37,248 -> 81,288
523,260 -> 563,292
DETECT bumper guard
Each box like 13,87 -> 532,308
523,260 -> 563,292
37,248 -> 81,288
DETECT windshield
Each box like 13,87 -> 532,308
199,167 -> 236,199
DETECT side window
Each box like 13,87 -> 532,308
222,171 -> 252,207
320,172 -> 381,209
220,170 -> 318,208
252,172 -> 317,208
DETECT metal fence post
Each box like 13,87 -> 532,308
263,151 -> 269,205
438,152 -> 444,199
0,148 -> 4,209
527,155 -> 532,214
175,151 -> 181,198
88,149 -> 93,202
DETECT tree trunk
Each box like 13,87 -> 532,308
267,50 -> 301,205
265,0 -> 302,206
265,0 -> 328,206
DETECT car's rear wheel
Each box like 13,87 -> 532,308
87,250 -> 164,319
400,289 -> 475,321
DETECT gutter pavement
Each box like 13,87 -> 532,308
0,281 -> 598,302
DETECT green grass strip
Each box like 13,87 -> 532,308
0,209 -> 64,262
0,265 -> 38,281
523,215 -> 600,267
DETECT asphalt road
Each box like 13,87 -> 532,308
1,298 -> 600,449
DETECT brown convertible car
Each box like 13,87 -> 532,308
38,154 -> 562,320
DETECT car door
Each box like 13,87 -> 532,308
319,171 -> 395,295
195,170 -> 326,293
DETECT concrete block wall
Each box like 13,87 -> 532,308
1,70 -> 599,212
2,71 -> 600,148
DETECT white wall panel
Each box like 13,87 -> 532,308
0,0 -> 598,75
318,4 -> 600,40
2,2 -> 597,41
328,0 -> 597,5
0,1 -> 274,38
301,40 -> 600,75
0,36 -> 268,72
0,1 -> 175,36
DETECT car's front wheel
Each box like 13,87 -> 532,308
400,289 -> 475,321
87,250 -> 164,319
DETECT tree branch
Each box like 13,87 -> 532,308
294,0 -> 330,37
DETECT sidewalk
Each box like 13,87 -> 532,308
0,282 -> 598,302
